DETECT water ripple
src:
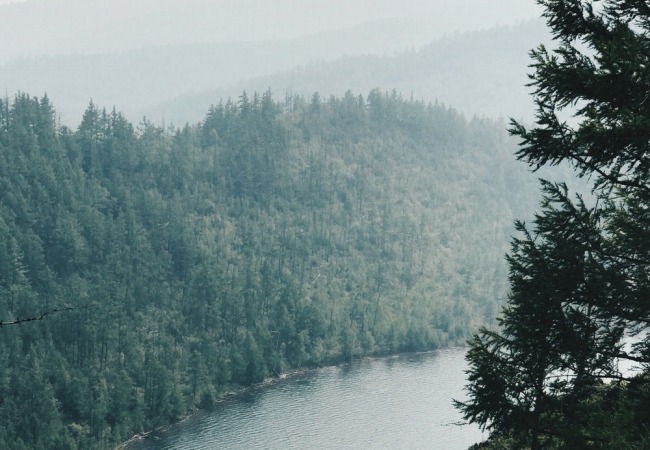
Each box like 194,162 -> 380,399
126,349 -> 484,450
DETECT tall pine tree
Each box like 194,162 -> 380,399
457,1 -> 650,448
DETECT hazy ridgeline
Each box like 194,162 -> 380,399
0,0 -> 541,61
151,20 -> 549,126
0,16 -> 548,127
0,90 -> 539,449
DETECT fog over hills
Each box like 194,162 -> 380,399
149,20 -> 549,126
0,0 -> 543,125
1,20 -> 549,127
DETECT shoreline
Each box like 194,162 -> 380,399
118,346 -> 468,449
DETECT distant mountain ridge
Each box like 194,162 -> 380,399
0,18 -> 450,124
1,19 -> 549,127
149,20 -> 550,125
0,0 -> 541,61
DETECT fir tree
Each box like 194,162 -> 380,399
458,1 -> 650,448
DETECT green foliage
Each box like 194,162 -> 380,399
0,89 -> 536,449
458,1 -> 650,448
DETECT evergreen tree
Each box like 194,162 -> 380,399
458,1 -> 650,448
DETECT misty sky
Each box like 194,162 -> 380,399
0,0 -> 543,59
0,0 -> 545,125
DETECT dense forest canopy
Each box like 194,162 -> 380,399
0,90 -> 539,449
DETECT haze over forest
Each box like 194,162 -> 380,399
0,2 -> 574,450
1,0 -> 544,125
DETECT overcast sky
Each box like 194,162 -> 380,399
0,0 -> 545,125
0,0 -> 543,60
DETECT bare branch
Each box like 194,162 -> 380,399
0,306 -> 87,328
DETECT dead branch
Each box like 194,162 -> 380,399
0,306 -> 87,327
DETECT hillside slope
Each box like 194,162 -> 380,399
0,91 -> 539,449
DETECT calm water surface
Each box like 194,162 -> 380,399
125,348 -> 483,450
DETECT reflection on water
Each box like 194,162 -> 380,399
125,349 -> 484,450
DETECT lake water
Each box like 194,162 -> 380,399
125,348 -> 484,450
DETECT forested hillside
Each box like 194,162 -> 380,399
0,90 -> 537,449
